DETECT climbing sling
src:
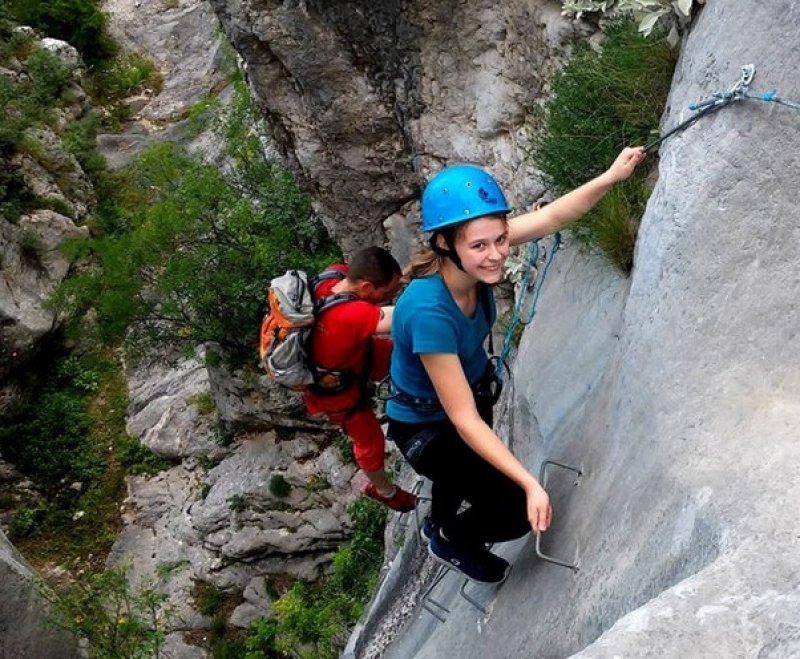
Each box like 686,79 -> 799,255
645,64 -> 800,153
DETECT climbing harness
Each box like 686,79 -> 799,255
645,64 -> 800,153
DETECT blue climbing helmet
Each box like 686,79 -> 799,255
421,164 -> 511,232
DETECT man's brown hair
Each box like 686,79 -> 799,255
348,246 -> 401,287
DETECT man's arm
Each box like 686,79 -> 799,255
374,306 -> 394,334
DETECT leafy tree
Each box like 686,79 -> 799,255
54,82 -> 339,362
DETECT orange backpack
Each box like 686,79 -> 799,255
259,270 -> 356,391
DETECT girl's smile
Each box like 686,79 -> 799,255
457,216 -> 509,283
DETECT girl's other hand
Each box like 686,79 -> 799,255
607,146 -> 646,183
525,482 -> 552,533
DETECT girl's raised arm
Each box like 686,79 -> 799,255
508,146 -> 645,246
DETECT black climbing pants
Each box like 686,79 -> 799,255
387,409 -> 529,548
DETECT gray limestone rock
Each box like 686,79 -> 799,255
106,0 -> 227,123
126,352 -> 229,460
0,210 -> 89,381
19,128 -> 95,221
0,530 -> 79,658
206,356 -> 328,432
228,575 -> 274,628
206,0 -> 583,256
100,0 -> 232,170
38,38 -> 83,71
108,428 -> 360,637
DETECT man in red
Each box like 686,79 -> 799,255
305,246 -> 417,512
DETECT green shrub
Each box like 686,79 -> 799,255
156,559 -> 189,581
227,494 -> 247,512
0,24 -> 35,65
27,48 -> 73,104
244,618 -> 279,658
192,580 -> 228,617
0,374 -> 103,489
0,350 -> 147,567
268,474 -> 291,498
187,392 -> 216,415
531,20 -> 676,272
307,474 -> 331,492
269,473 -> 291,498
214,422 -> 234,447
561,0 -> 703,42
245,497 -> 387,657
10,502 -> 51,537
569,177 -> 652,273
204,349 -> 223,368
18,228 -> 45,260
333,433 -> 355,465
118,436 -> 171,476
44,566 -> 171,658
7,0 -> 116,64
197,482 -> 212,500
50,80 -> 339,364
86,52 -> 163,131
90,52 -> 162,100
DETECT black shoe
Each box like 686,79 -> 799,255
420,516 -> 437,544
428,532 -> 509,584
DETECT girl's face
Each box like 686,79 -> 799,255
454,216 -> 509,285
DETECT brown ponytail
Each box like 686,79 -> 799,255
403,247 -> 443,281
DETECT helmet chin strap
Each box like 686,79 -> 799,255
430,231 -> 465,272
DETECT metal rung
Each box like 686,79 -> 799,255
421,565 -> 498,621
421,565 -> 451,622
459,578 -> 488,614
411,479 -> 432,543
396,479 -> 430,538
534,458 -> 583,572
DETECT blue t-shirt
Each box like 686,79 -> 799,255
387,275 -> 496,423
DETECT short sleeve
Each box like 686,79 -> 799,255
409,305 -> 459,354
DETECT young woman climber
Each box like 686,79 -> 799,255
387,146 -> 645,584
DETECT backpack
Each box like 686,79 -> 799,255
258,269 -> 358,391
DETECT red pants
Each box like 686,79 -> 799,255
313,337 -> 392,473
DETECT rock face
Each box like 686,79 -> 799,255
363,2 -> 800,658
0,38 -> 93,413
0,210 -> 89,389
114,353 -> 361,641
0,530 -> 79,658
100,0 -> 232,169
207,0 -> 584,256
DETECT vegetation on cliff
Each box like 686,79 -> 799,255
532,20 -> 677,272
